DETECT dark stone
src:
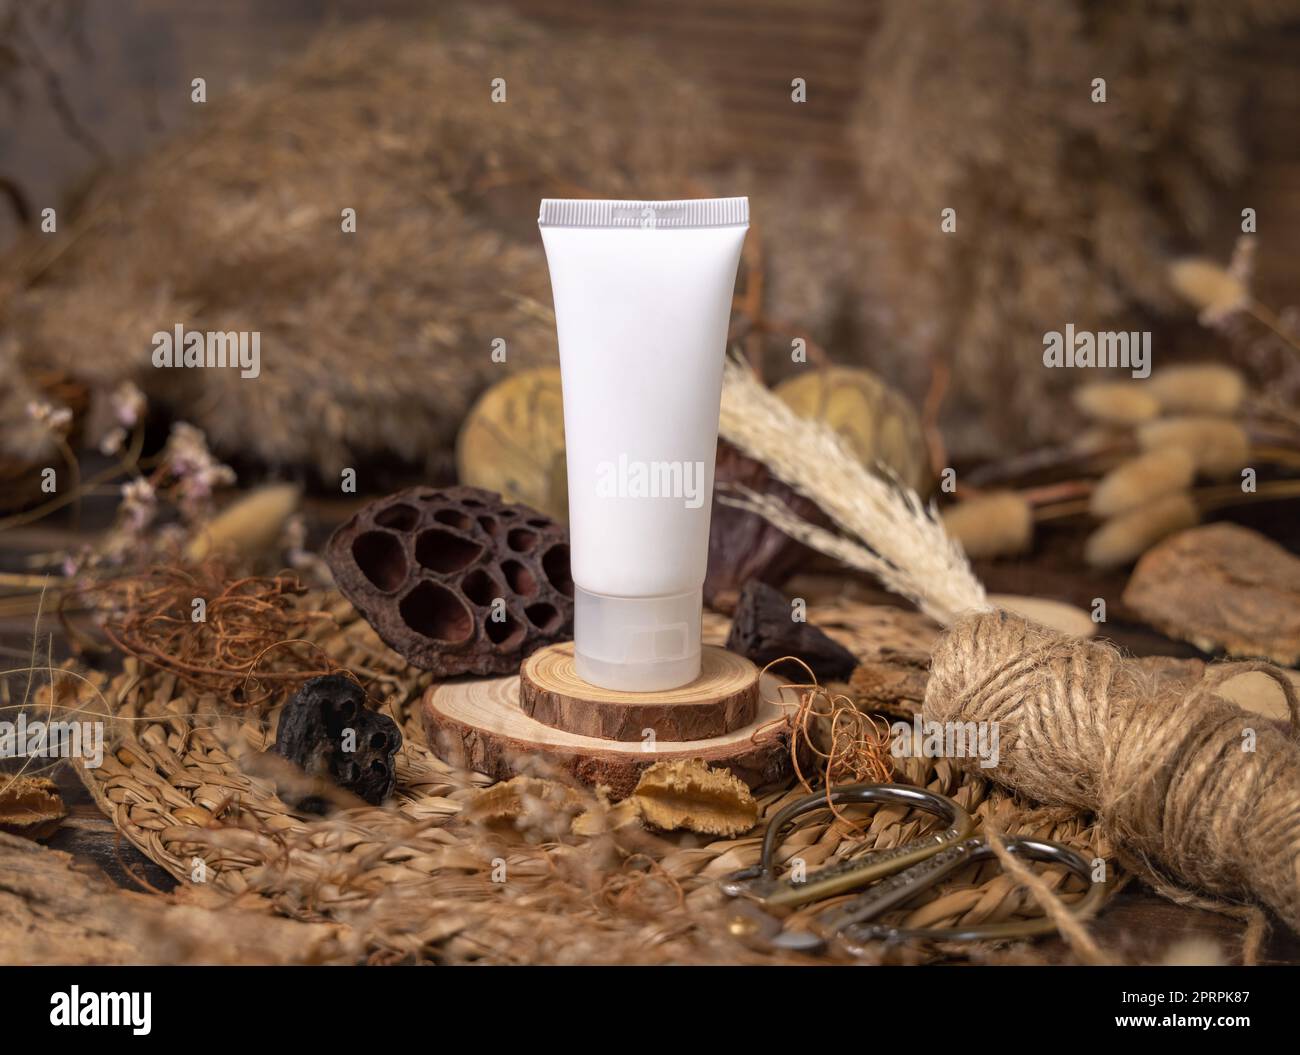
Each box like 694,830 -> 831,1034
725,580 -> 858,682
325,485 -> 573,675
271,674 -> 401,814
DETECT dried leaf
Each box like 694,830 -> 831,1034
186,483 -> 301,561
0,775 -> 67,840
571,797 -> 642,837
627,760 -> 757,837
462,776 -> 586,829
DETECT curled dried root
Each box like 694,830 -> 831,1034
81,562 -> 337,708
756,655 -> 893,825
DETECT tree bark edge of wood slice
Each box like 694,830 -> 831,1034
518,642 -> 760,742
423,672 -> 796,800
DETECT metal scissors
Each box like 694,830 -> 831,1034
721,783 -> 1106,953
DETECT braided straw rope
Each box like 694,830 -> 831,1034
63,590 -> 1105,964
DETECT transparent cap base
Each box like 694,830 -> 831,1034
573,586 -> 703,692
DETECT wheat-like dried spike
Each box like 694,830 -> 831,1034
718,359 -> 988,625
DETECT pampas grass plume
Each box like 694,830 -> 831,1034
1089,448 -> 1196,518
1137,416 -> 1250,479
940,492 -> 1034,559
1084,493 -> 1198,569
718,360 -> 988,624
1147,364 -> 1246,416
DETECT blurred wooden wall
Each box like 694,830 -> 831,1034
0,0 -> 1296,301
511,0 -> 877,185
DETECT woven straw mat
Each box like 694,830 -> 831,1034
62,589 -> 1106,964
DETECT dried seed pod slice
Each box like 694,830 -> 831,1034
326,485 -> 573,675
774,366 -> 929,493
628,759 -> 758,836
455,367 -> 568,521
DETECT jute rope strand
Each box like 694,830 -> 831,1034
925,609 -> 1300,934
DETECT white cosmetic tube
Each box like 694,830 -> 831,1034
538,197 -> 749,692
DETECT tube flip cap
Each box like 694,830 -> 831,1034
573,586 -> 703,692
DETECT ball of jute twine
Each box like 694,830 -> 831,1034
925,609 -> 1300,936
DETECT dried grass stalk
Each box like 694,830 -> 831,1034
1084,493 -> 1199,569
849,0 -> 1300,454
2,8 -> 727,478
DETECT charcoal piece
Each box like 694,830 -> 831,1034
271,675 -> 401,814
706,439 -> 829,608
325,485 -> 573,675
725,580 -> 858,682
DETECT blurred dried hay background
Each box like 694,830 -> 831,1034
1,0 -> 1299,485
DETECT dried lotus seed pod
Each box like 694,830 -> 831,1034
325,485 -> 573,675
271,674 -> 401,813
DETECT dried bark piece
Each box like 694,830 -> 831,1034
0,776 -> 66,840
0,831 -> 344,965
628,759 -> 758,836
326,485 -> 573,675
725,580 -> 858,682
1124,523 -> 1300,665
849,647 -> 933,719
705,439 -> 828,608
270,675 -> 401,814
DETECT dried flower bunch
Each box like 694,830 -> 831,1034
850,0 -> 1300,455
940,361 -> 1275,568
0,8 -> 727,480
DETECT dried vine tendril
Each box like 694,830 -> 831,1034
81,562 -> 337,708
754,655 -> 893,826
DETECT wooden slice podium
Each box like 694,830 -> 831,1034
422,642 -> 796,799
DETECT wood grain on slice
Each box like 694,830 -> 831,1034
423,673 -> 796,799
519,642 -> 759,741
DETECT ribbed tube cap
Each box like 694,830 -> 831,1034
573,587 -> 702,692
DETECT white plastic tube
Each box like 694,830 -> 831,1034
538,197 -> 749,692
